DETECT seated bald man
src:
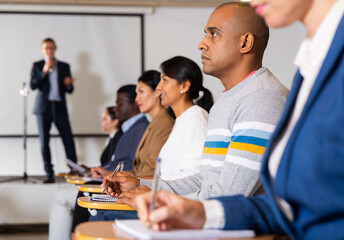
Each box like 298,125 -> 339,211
92,2 -> 289,222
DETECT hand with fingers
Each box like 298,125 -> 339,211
102,171 -> 141,197
117,185 -> 152,209
135,190 -> 206,231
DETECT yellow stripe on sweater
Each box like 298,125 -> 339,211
229,142 -> 265,155
203,147 -> 228,155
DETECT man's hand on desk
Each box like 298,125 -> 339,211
117,185 -> 152,209
103,171 -> 140,197
136,190 -> 206,231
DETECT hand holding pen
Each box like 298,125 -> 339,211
102,161 -> 124,194
102,168 -> 141,197
135,190 -> 206,231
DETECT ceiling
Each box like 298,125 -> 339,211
0,0 -> 238,7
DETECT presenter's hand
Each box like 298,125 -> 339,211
42,60 -> 54,74
117,185 -> 151,209
103,171 -> 140,198
64,76 -> 75,87
136,190 -> 206,231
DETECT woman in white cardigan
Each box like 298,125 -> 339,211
157,56 -> 214,180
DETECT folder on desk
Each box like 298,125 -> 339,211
114,219 -> 255,239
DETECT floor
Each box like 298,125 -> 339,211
0,224 -> 48,240
0,175 -> 68,240
0,233 -> 48,240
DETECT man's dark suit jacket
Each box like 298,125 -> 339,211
106,116 -> 149,172
30,60 -> 74,115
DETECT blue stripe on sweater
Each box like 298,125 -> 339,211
203,141 -> 230,148
231,136 -> 268,147
232,129 -> 272,140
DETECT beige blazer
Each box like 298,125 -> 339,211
133,108 -> 174,177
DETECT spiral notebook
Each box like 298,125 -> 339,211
114,219 -> 255,239
90,194 -> 118,202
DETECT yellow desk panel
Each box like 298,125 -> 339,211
67,178 -> 87,185
77,196 -> 135,211
78,184 -> 103,193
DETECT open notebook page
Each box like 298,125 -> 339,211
114,219 -> 255,239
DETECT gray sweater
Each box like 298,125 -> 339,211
141,68 -> 289,200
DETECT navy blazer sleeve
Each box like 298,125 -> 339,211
215,194 -> 284,235
59,62 -> 74,94
30,61 -> 47,90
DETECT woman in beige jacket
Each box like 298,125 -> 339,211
132,70 -> 175,177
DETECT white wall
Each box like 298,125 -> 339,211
0,6 -> 306,177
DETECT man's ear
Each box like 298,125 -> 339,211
240,32 -> 254,54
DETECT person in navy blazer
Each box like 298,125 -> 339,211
134,1 -> 344,239
30,38 -> 77,183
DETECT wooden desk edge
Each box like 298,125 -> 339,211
67,179 -> 87,185
77,197 -> 135,211
75,221 -> 278,240
78,184 -> 103,193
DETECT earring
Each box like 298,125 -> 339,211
181,90 -> 184,94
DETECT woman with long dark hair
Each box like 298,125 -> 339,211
157,56 -> 214,180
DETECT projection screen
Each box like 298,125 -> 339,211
0,11 -> 143,135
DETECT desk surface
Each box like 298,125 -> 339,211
77,196 -> 135,211
67,178 -> 87,185
78,184 -> 103,193
75,221 -> 276,240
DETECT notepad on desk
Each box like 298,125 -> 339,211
114,219 -> 255,239
90,194 -> 118,202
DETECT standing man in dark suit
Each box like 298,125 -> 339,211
30,38 -> 77,183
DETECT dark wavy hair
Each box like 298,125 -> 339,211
160,56 -> 213,112
106,106 -> 116,120
138,70 -> 161,91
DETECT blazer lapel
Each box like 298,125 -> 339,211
136,124 -> 151,153
300,14 -> 344,117
260,70 -> 303,180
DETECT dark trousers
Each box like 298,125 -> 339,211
36,101 -> 77,177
